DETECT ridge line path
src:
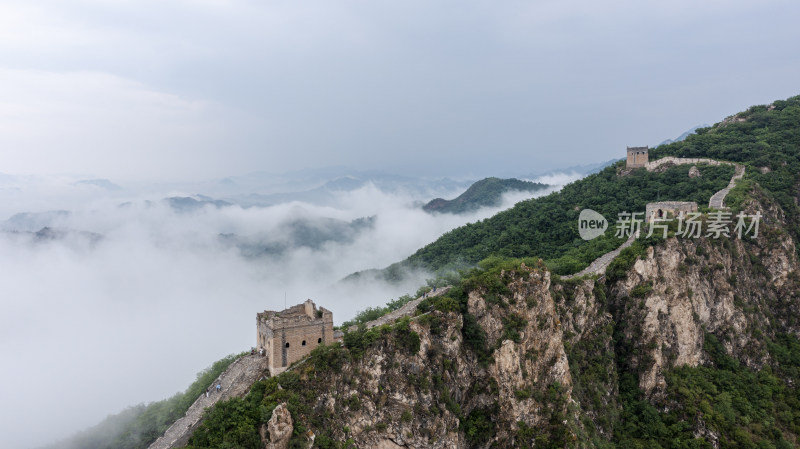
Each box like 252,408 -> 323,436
644,156 -> 745,209
708,163 -> 746,209
562,233 -> 637,279
148,354 -> 269,449
564,157 -> 744,279
348,287 -> 452,332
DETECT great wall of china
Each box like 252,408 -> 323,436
564,157 -> 745,279
149,156 -> 746,447
149,288 -> 451,449
147,355 -> 269,449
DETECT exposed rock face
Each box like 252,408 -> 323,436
248,191 -> 800,447
688,165 -> 701,178
279,264 -> 583,447
261,403 -> 293,449
611,195 -> 798,398
468,269 -> 573,431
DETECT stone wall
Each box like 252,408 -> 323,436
645,156 -> 725,171
645,201 -> 698,222
269,318 -> 334,374
258,300 -> 335,375
627,146 -> 649,168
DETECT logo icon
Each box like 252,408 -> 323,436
578,209 -> 607,240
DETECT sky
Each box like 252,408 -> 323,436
1,1 -> 799,447
1,0 -> 798,183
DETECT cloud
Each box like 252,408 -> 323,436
0,0 -> 798,441
0,176 -> 575,448
0,68 -> 249,182
2,1 -> 799,182
527,172 -> 584,187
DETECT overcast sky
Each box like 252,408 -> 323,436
1,3 -> 799,447
1,0 -> 798,182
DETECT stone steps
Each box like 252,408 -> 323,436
708,164 -> 746,209
348,287 -> 451,333
563,233 -> 636,279
147,354 -> 269,449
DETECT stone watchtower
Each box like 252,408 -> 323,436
626,146 -> 649,169
257,299 -> 336,376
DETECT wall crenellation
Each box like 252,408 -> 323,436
626,146 -> 649,169
257,299 -> 341,376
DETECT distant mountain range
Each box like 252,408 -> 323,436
521,158 -> 618,179
211,168 -> 473,207
657,124 -> 710,146
3,210 -> 71,231
1,196 -> 376,259
219,216 -> 375,257
422,177 -> 549,214
166,195 -> 233,212
74,179 -> 122,191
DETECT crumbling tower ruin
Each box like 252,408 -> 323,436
645,201 -> 698,223
257,299 -> 336,376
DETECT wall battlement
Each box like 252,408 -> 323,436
627,146 -> 649,169
645,201 -> 698,223
257,299 -> 338,376
645,156 -> 724,171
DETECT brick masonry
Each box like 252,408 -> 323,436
627,146 -> 649,168
257,299 -> 337,376
566,155 -> 744,279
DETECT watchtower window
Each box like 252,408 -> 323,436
657,209 -> 664,218
285,342 -> 290,348
302,340 -> 306,346
318,338 -> 322,343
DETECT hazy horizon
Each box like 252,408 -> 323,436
3,0 -> 800,447
2,1 -> 799,183
1,169 -> 580,449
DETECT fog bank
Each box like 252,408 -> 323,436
0,175 -> 572,448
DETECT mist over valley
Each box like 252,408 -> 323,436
0,170 -> 572,448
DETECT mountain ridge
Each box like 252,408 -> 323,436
43,93 -> 800,449
422,177 -> 549,215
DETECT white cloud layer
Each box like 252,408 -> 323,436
0,177 -> 565,449
0,0 -> 798,446
1,0 -> 799,180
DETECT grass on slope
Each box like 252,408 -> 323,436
387,163 -> 734,278
381,95 -> 800,281
44,353 -> 242,449
423,177 -> 548,214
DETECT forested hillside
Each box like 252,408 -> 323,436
374,95 -> 800,280
422,177 -> 548,214
181,203 -> 800,448
54,95 -> 800,449
41,355 -> 240,449
171,94 -> 800,449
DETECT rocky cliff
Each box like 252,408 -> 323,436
185,187 -> 800,448
610,191 -> 797,399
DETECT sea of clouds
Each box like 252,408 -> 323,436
0,172 -> 581,448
